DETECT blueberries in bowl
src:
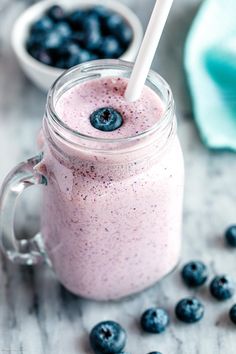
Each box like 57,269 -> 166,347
26,5 -> 133,69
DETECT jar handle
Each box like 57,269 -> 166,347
0,154 -> 47,265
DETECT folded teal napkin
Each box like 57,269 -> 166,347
184,0 -> 236,151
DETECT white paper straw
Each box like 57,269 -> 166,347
125,0 -> 174,102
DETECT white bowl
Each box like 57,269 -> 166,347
11,0 -> 143,91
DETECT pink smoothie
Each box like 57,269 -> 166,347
55,77 -> 163,138
40,77 -> 184,300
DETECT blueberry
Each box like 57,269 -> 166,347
225,225 -> 236,247
99,36 -> 122,58
141,308 -> 169,334
91,5 -> 112,19
67,10 -> 84,30
105,13 -> 124,33
89,53 -> 99,61
63,54 -> 81,69
77,48 -> 93,62
90,107 -> 123,132
35,49 -> 52,66
46,5 -> 65,22
54,59 -> 67,69
27,46 -> 40,60
210,275 -> 235,301
55,42 -> 92,69
147,352 -> 162,354
89,321 -> 126,354
26,34 -> 45,54
66,49 -> 92,68
54,22 -> 72,38
70,31 -> 85,45
44,31 -> 64,49
181,261 -> 208,287
27,37 -> 46,60
175,298 -> 204,323
82,14 -> 101,31
59,42 -> 81,57
27,33 -> 44,46
83,28 -> 102,51
116,22 -> 133,47
229,304 -> 236,325
30,16 -> 53,34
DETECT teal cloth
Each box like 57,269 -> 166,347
184,0 -> 236,150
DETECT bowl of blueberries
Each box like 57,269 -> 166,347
12,0 -> 143,91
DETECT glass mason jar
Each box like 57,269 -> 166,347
0,60 -> 184,301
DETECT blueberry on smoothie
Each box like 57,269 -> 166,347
90,321 -> 126,354
175,298 -> 204,323
225,225 -> 236,247
181,260 -> 208,287
229,304 -> 236,325
141,308 -> 170,334
90,107 -> 123,132
147,352 -> 162,354
210,275 -> 235,301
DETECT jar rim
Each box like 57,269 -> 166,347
46,59 -> 174,146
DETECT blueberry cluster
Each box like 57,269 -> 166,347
180,260 -> 235,322
26,5 -> 133,69
177,225 -> 236,325
89,226 -> 236,353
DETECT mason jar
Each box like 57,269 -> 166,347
0,60 -> 184,300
